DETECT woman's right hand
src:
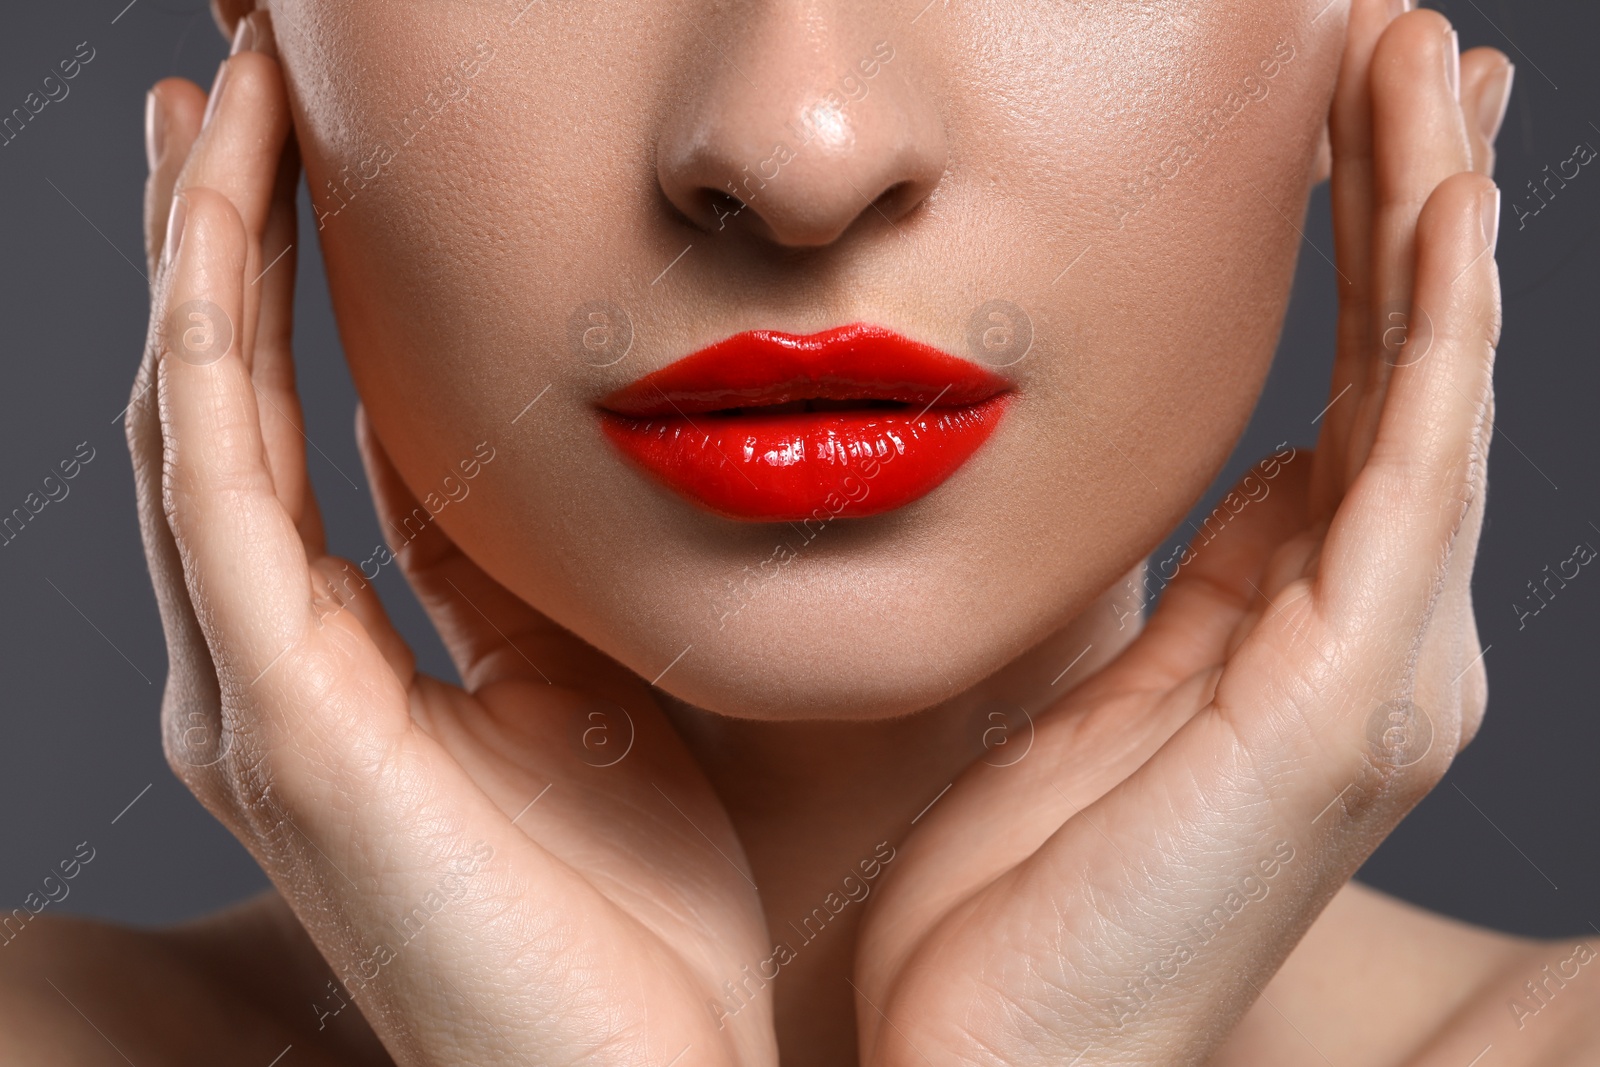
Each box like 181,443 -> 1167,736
131,14 -> 769,1065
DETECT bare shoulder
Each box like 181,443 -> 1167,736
1215,881 -> 1597,1067
0,894 -> 392,1066
1409,930 -> 1600,1066
0,909 -> 254,1065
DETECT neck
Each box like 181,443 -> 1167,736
659,568 -> 1142,1065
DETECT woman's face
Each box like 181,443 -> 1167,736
267,0 -> 1339,720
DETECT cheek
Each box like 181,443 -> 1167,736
278,0 -> 683,470
929,1 -> 1340,524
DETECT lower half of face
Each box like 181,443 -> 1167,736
270,0 -> 1341,719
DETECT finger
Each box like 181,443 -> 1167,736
171,15 -> 318,545
174,15 -> 290,373
1438,386 -> 1495,753
144,79 -> 206,277
1460,49 -> 1513,176
134,81 -> 224,786
355,409 -> 567,692
1112,447 -> 1312,689
137,30 -> 288,723
158,189 -> 308,678
1342,10 -> 1473,485
307,555 -> 416,687
1316,171 -> 1500,760
1311,0 -> 1410,517
177,14 -> 284,238
1400,106 -> 1501,749
1337,173 -> 1499,757
251,131 -> 327,553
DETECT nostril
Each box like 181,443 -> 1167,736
700,189 -> 749,231
692,179 -> 922,242
874,180 -> 915,214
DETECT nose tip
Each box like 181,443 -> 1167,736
656,36 -> 947,248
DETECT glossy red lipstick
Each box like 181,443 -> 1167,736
597,323 -> 1012,522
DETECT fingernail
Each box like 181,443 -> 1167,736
1445,30 -> 1461,101
232,12 -> 278,59
144,89 -> 167,173
162,192 -> 189,274
1479,186 -> 1501,253
1476,62 -> 1515,143
201,60 -> 229,130
1386,0 -> 1406,18
230,15 -> 257,56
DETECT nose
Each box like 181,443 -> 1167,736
655,18 -> 948,248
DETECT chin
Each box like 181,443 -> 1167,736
501,492 -> 1118,724
648,577 -> 1014,722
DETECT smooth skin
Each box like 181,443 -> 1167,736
2,1 -> 1596,1066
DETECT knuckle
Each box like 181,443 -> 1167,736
1483,295 -> 1503,351
1372,9 -> 1452,77
159,687 -> 234,808
161,465 -> 269,543
123,372 -> 155,459
1333,697 -> 1454,824
1456,659 -> 1490,750
227,746 -> 287,839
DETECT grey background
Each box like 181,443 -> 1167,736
0,0 -> 1595,937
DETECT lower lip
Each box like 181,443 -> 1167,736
598,397 -> 1011,523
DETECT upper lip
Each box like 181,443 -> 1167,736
597,323 -> 1011,417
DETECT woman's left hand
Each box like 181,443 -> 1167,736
856,4 -> 1509,1064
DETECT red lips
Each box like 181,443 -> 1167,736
597,323 -> 1011,522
